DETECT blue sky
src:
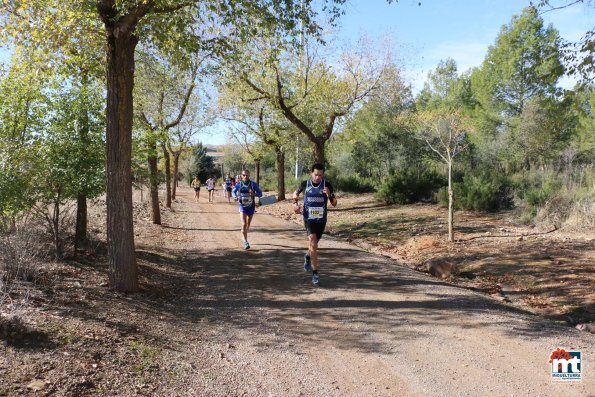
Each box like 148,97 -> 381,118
339,0 -> 594,92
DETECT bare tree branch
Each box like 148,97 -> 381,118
164,63 -> 199,129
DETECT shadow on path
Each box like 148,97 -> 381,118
57,242 -> 573,357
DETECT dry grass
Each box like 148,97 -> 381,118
562,197 -> 595,230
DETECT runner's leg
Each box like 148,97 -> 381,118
308,233 -> 319,271
241,212 -> 250,242
246,213 -> 253,232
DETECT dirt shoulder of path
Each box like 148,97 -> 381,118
259,192 -> 595,327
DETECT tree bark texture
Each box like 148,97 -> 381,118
75,193 -> 88,253
172,151 -> 180,200
255,159 -> 261,185
313,139 -> 325,165
276,147 -> 286,201
104,26 -> 138,292
74,95 -> 90,255
147,147 -> 161,225
162,143 -> 172,208
52,199 -> 62,260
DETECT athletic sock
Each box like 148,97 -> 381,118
312,270 -> 318,274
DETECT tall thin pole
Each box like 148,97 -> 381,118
295,141 -> 300,180
295,0 -> 305,180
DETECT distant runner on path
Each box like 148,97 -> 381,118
224,174 -> 234,204
293,163 -> 337,285
205,176 -> 216,204
232,170 -> 263,249
190,175 -> 201,202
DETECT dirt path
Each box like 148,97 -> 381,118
2,186 -> 593,396
136,187 -> 593,396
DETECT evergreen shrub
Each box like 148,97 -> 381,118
332,175 -> 376,193
376,169 -> 445,204
438,173 -> 513,212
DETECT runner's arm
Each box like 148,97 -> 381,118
292,181 -> 306,203
252,182 -> 263,197
292,181 -> 306,213
231,183 -> 239,198
325,182 -> 337,207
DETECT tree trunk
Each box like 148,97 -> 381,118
276,147 -> 286,200
104,26 -> 138,292
162,143 -> 172,209
448,160 -> 454,242
52,200 -> 62,260
172,151 -> 180,200
255,159 -> 261,185
74,193 -> 88,254
74,100 -> 90,255
147,145 -> 161,225
313,139 -> 325,165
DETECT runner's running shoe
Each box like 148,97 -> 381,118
303,254 -> 312,272
243,241 -> 250,250
311,273 -> 320,286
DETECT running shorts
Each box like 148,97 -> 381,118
304,220 -> 326,240
240,207 -> 256,216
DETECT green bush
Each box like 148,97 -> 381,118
250,172 -> 274,192
332,175 -> 376,193
512,172 -> 562,217
437,173 -> 513,212
510,169 -> 594,229
524,186 -> 555,214
256,170 -> 299,194
376,169 -> 445,204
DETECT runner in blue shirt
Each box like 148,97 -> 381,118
293,163 -> 337,285
232,170 -> 263,249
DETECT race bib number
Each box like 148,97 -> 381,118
308,206 -> 324,220
240,196 -> 253,206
